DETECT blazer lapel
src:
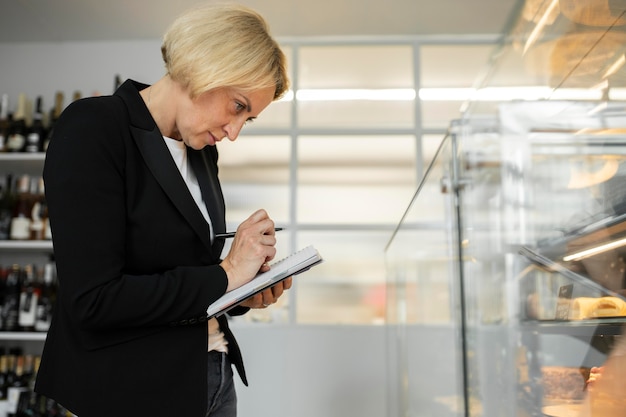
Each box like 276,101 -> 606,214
132,126 -> 213,253
115,79 -> 213,254
188,147 -> 226,255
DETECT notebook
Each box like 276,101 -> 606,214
207,245 -> 323,318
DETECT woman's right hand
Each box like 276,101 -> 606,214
219,209 -> 278,291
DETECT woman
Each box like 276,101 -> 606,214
34,4 -> 290,417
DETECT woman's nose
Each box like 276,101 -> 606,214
224,121 -> 244,141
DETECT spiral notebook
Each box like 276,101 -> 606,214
207,245 -> 323,318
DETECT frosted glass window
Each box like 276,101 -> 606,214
299,45 -> 413,89
296,231 -> 391,324
420,45 -> 494,87
421,101 -> 464,129
422,134 -> 446,165
297,135 -> 417,224
297,45 -> 414,128
218,136 -> 291,225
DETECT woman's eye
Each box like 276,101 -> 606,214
235,102 -> 246,113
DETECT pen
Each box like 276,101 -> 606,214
215,227 -> 283,239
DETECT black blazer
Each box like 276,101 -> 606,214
35,80 -> 248,417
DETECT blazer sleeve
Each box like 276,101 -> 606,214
44,97 -> 228,336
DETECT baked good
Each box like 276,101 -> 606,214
589,296 -> 626,318
569,296 -> 626,319
541,366 -> 589,401
569,297 -> 598,320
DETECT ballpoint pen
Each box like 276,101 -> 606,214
215,227 -> 283,239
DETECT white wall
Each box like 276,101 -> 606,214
233,325 -> 389,417
0,41 -> 164,113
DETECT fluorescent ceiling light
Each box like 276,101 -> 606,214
563,236 -> 626,261
279,86 -> 609,102
295,88 -> 416,101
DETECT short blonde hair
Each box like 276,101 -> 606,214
161,3 -> 289,100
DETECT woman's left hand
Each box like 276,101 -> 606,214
241,277 -> 293,309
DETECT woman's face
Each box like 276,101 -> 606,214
173,85 -> 275,149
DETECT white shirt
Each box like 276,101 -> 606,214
163,136 -> 228,353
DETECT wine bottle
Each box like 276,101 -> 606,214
0,174 -> 15,241
18,265 -> 38,332
42,92 -> 64,153
6,354 -> 28,417
34,263 -> 54,332
0,94 -> 9,152
24,97 -> 45,153
6,95 -> 26,153
8,175 -> 32,241
0,268 -> 8,330
0,352 -> 9,417
2,265 -> 22,332
28,177 -> 46,241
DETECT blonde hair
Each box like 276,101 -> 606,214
161,3 -> 289,100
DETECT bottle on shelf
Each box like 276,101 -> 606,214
28,177 -> 47,241
42,92 -> 64,153
2,265 -> 22,332
5,95 -> 27,153
0,94 -> 9,152
0,175 -> 15,241
8,175 -> 32,241
6,353 -> 28,417
17,265 -> 38,333
34,262 -> 55,332
24,97 -> 45,154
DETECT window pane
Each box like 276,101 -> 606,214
296,231 -> 390,324
298,100 -> 414,129
218,136 -> 291,225
297,135 -> 416,224
299,45 -> 413,89
298,45 -> 414,128
421,101 -> 464,129
420,45 -> 494,87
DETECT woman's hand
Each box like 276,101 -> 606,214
240,277 -> 293,309
219,209 -> 278,292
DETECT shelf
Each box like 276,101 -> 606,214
522,319 -> 625,337
0,153 -> 45,161
0,240 -> 53,251
0,332 -> 47,341
0,152 -> 46,174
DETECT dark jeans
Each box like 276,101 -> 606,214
206,351 -> 237,417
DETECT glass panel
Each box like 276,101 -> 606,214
422,134 -> 445,165
296,230 -> 390,324
218,136 -> 291,225
421,101 -> 464,129
297,100 -> 414,129
299,45 -> 413,89
420,45 -> 495,88
297,135 -> 417,224
297,45 -> 414,129
385,134 -> 464,416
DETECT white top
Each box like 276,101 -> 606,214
163,136 -> 228,353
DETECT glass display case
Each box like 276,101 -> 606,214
386,1 -> 626,416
